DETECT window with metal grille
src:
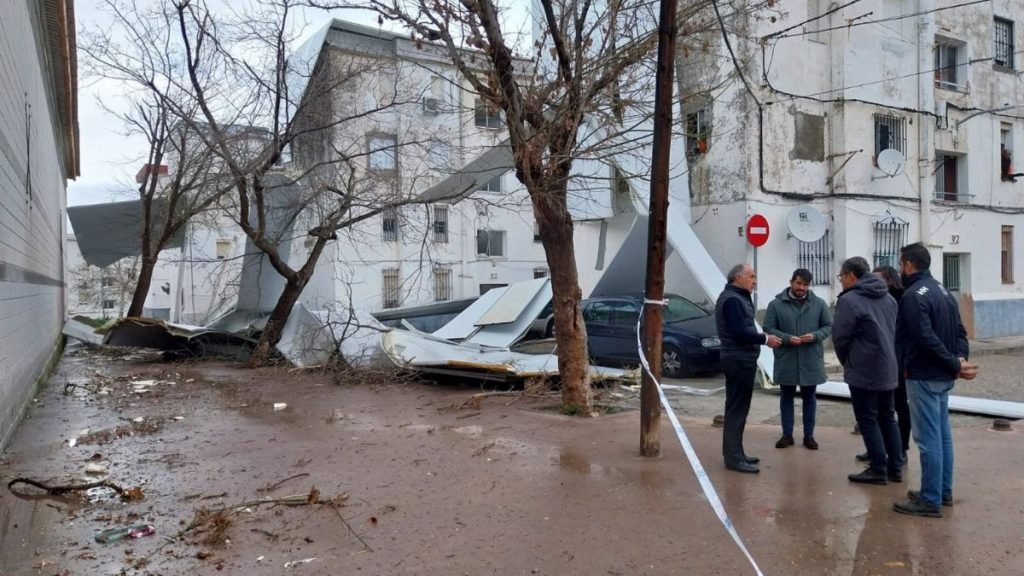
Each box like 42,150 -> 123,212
476,229 -> 505,257
382,207 -> 399,241
934,41 -> 961,89
797,230 -> 832,286
872,216 -> 909,268
943,254 -> 962,292
478,173 -> 503,193
994,18 -> 1015,69
1002,225 -> 1014,283
685,108 -> 711,157
382,268 -> 401,308
874,114 -> 907,157
533,267 -> 548,279
474,99 -> 502,129
433,267 -> 452,301
432,205 -> 449,243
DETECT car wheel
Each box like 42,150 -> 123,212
545,318 -> 555,338
662,345 -> 688,379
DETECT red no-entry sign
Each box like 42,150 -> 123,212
746,214 -> 770,247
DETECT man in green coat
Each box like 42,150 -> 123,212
764,269 -> 833,450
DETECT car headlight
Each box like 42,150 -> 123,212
701,337 -> 721,348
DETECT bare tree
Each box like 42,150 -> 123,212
298,0 -> 680,414
70,257 -> 141,318
80,3 -> 237,319
166,0 -> 478,365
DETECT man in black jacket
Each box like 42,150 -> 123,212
892,243 -> 973,518
832,257 -> 903,486
715,264 -> 782,474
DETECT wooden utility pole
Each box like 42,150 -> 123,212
640,0 -> 679,457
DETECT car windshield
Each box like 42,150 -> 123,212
664,295 -> 707,323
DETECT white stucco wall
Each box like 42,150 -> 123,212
679,0 -> 1024,338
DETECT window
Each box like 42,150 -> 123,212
994,18 -> 1015,69
874,114 -> 907,157
382,207 -> 399,241
934,41 -> 962,89
1002,226 -> 1014,283
102,299 -> 116,310
533,224 -> 542,243
685,108 -> 711,157
474,99 -> 502,129
584,300 -> 640,327
476,229 -> 505,257
943,253 -> 962,292
478,173 -> 503,193
101,275 -> 114,288
797,229 -> 832,286
533,267 -> 548,279
382,268 -> 401,308
432,205 -> 449,243
368,134 -> 397,172
935,154 -> 967,202
433,267 -> 452,301
479,283 -> 507,295
1001,124 -> 1016,182
216,240 -> 231,260
805,0 -> 825,42
872,216 -> 909,268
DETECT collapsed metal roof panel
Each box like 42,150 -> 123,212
67,199 -> 185,268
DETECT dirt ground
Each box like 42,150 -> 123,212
1,346 -> 1023,576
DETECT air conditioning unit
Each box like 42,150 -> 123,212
422,97 -> 443,115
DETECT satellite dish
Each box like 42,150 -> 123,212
876,149 -> 906,177
787,205 -> 827,242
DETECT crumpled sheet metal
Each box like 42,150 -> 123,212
381,329 -> 635,382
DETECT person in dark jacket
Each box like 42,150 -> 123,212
832,256 -> 903,486
715,264 -> 782,474
764,268 -> 832,450
892,243 -> 975,518
856,266 -> 911,462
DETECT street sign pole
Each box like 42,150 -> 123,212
745,214 -> 770,311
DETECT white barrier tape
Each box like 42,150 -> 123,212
637,301 -> 765,576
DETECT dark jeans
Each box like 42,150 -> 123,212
722,358 -> 758,465
780,385 -> 817,437
850,386 -> 904,474
894,375 -> 911,452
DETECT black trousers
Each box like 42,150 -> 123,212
722,359 -> 758,464
850,386 -> 904,474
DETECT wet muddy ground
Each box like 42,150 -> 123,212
1,346 -> 1022,575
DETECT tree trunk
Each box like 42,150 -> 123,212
248,276 -> 306,367
126,256 -> 158,318
533,193 -> 592,415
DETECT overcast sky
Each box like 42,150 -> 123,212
68,0 -> 531,207
68,2 -> 392,206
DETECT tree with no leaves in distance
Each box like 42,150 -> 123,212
305,0 -> 677,414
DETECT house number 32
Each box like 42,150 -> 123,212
951,235 -> 960,245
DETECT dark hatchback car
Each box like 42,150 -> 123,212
582,294 -> 720,378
